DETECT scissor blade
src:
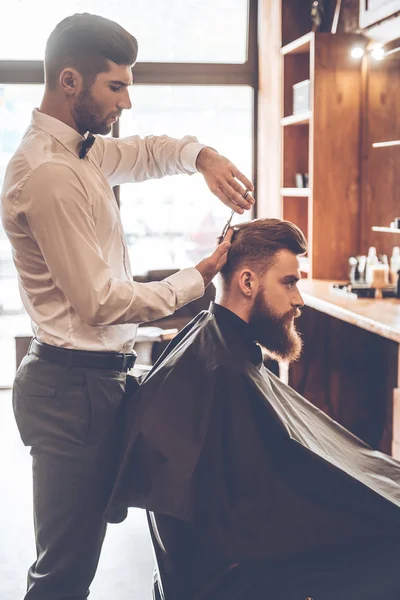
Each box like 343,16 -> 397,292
220,209 -> 235,241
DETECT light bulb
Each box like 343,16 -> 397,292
351,47 -> 364,59
371,47 -> 384,61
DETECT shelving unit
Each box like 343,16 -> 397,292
370,137 -> 400,236
280,30 -> 366,280
360,45 -> 400,257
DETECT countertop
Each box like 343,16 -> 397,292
298,279 -> 400,344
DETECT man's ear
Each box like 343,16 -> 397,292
59,68 -> 83,97
238,269 -> 258,297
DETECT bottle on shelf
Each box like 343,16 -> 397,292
397,270 -> 400,299
357,255 -> 367,283
371,262 -> 389,299
390,247 -> 400,285
365,247 -> 378,284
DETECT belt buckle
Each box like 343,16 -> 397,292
122,353 -> 136,371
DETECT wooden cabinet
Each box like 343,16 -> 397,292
360,0 -> 400,29
258,1 -> 367,280
280,31 -> 366,280
289,281 -> 400,456
361,49 -> 400,257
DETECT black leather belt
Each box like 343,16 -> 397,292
30,339 -> 136,372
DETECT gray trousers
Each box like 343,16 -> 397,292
12,348 -> 131,600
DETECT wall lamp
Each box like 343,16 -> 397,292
350,43 -> 400,61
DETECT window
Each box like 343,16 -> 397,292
0,85 -> 44,315
119,85 -> 253,273
0,85 -> 44,189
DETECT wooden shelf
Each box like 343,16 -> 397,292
372,140 -> 400,148
279,31 -> 364,280
372,227 -> 400,233
281,32 -> 312,56
281,188 -> 310,197
281,112 -> 311,126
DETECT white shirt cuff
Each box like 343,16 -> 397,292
180,143 -> 208,174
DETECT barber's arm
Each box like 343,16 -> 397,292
95,134 -> 254,214
22,163 -> 231,327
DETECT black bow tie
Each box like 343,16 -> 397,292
79,134 -> 96,159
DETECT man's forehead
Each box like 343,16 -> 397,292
103,60 -> 133,85
270,249 -> 301,277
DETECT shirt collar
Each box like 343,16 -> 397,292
209,302 -> 263,367
31,109 -> 86,158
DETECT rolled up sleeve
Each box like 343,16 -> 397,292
94,134 -> 207,187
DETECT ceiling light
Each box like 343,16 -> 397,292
350,47 -> 364,59
371,47 -> 385,61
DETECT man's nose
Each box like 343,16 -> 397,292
292,288 -> 304,308
118,89 -> 132,111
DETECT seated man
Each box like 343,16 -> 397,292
107,219 -> 400,600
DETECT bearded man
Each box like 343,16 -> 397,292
108,219 -> 400,600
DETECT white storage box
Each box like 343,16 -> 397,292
293,79 -> 310,114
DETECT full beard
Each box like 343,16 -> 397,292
249,294 -> 303,363
73,88 -> 112,135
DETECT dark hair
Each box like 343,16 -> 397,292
221,218 -> 308,283
45,13 -> 138,89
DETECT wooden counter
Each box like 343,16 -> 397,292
298,279 -> 400,344
289,279 -> 400,459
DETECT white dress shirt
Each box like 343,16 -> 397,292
0,110 -> 205,352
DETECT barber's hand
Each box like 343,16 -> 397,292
196,148 -> 255,214
195,228 -> 234,288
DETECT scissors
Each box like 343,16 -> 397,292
220,209 -> 235,242
219,190 -> 251,242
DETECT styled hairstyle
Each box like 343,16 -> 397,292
220,218 -> 308,284
45,13 -> 138,89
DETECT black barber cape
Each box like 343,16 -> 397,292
107,303 -> 400,596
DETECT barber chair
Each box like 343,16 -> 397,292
146,511 -> 300,599
147,508 -> 400,600
146,511 -> 244,600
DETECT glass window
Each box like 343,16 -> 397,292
0,85 -> 43,315
0,0 -> 249,63
0,85 -> 43,189
119,85 -> 253,274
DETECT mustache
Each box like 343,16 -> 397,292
285,308 -> 302,321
